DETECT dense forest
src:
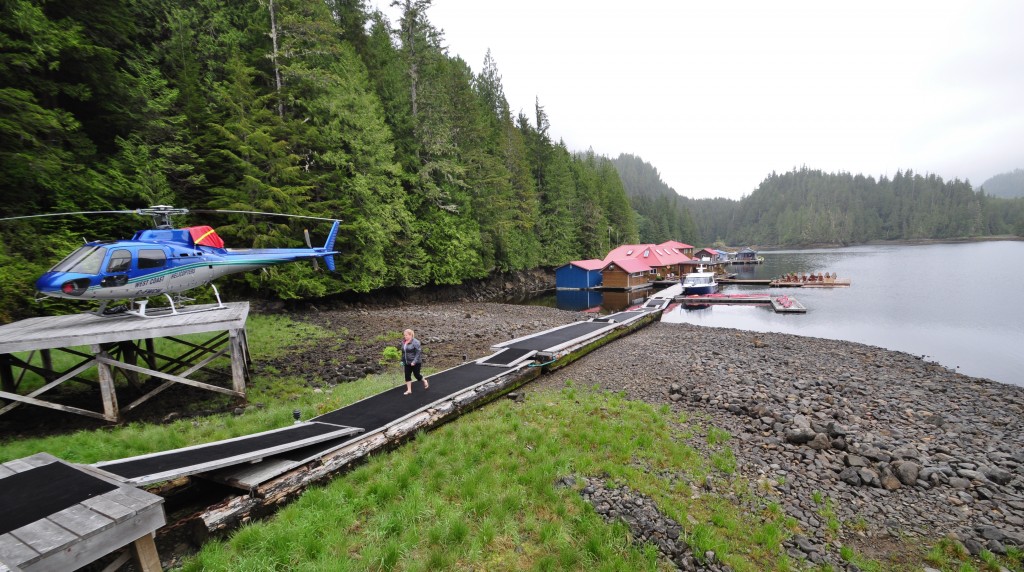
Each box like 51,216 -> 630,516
1,0 -> 1022,321
0,0 -> 640,319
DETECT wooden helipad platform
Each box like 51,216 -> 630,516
0,453 -> 165,572
0,303 -> 250,422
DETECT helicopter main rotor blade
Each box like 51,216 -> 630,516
0,210 -> 138,222
191,209 -> 339,222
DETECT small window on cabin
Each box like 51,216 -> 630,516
138,249 -> 166,269
106,249 -> 131,273
625,250 -> 633,256
643,249 -> 649,257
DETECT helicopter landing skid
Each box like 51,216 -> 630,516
96,284 -> 227,319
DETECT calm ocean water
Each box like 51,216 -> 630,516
536,241 -> 1024,387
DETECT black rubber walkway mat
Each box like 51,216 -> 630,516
1,462 -> 117,535
479,347 -> 534,366
287,363 -> 515,462
507,321 -> 612,351
594,310 -> 647,322
99,422 -> 351,480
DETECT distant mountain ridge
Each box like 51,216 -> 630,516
980,169 -> 1024,199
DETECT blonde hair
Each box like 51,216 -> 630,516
404,329 -> 414,338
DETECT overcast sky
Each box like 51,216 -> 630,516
383,1 -> 1023,200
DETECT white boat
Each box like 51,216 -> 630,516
681,265 -> 718,295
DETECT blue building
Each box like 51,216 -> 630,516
555,259 -> 606,289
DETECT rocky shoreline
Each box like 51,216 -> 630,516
531,320 -> 1024,569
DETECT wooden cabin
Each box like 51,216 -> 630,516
604,242 -> 692,280
601,258 -> 654,290
693,248 -> 728,263
555,259 -> 605,289
734,247 -> 763,263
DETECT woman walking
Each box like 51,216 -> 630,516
401,329 -> 429,395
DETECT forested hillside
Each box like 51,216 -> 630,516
980,169 -> 1024,199
686,168 -> 1024,246
609,158 -> 1024,247
611,154 -> 697,245
0,0 -> 638,319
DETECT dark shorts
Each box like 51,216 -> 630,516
404,363 -> 423,382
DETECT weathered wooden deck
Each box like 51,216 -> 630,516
0,453 -> 165,572
0,303 -> 250,422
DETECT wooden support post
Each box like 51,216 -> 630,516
0,353 -> 13,393
129,532 -> 162,572
41,348 -> 53,377
145,338 -> 157,370
92,344 -> 120,422
121,341 -> 141,389
229,329 -> 247,396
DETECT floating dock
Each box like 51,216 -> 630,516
715,278 -> 772,285
770,296 -> 807,313
769,278 -> 850,288
675,292 -> 806,314
677,293 -> 772,304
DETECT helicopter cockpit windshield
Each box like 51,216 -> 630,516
50,245 -> 108,275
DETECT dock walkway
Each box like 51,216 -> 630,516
2,302 -> 666,560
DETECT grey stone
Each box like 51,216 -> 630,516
894,461 -> 920,486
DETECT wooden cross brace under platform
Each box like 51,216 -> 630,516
0,303 -> 251,423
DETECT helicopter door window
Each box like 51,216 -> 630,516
106,249 -> 132,273
138,249 -> 167,269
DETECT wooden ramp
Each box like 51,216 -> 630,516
92,422 -> 362,486
206,306 -> 664,490
203,361 -> 528,489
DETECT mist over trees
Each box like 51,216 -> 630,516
979,169 -> 1024,199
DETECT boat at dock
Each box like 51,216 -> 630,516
680,265 -> 718,295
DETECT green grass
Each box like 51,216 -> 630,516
176,385 -> 800,572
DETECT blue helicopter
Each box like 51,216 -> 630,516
1,206 -> 340,318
